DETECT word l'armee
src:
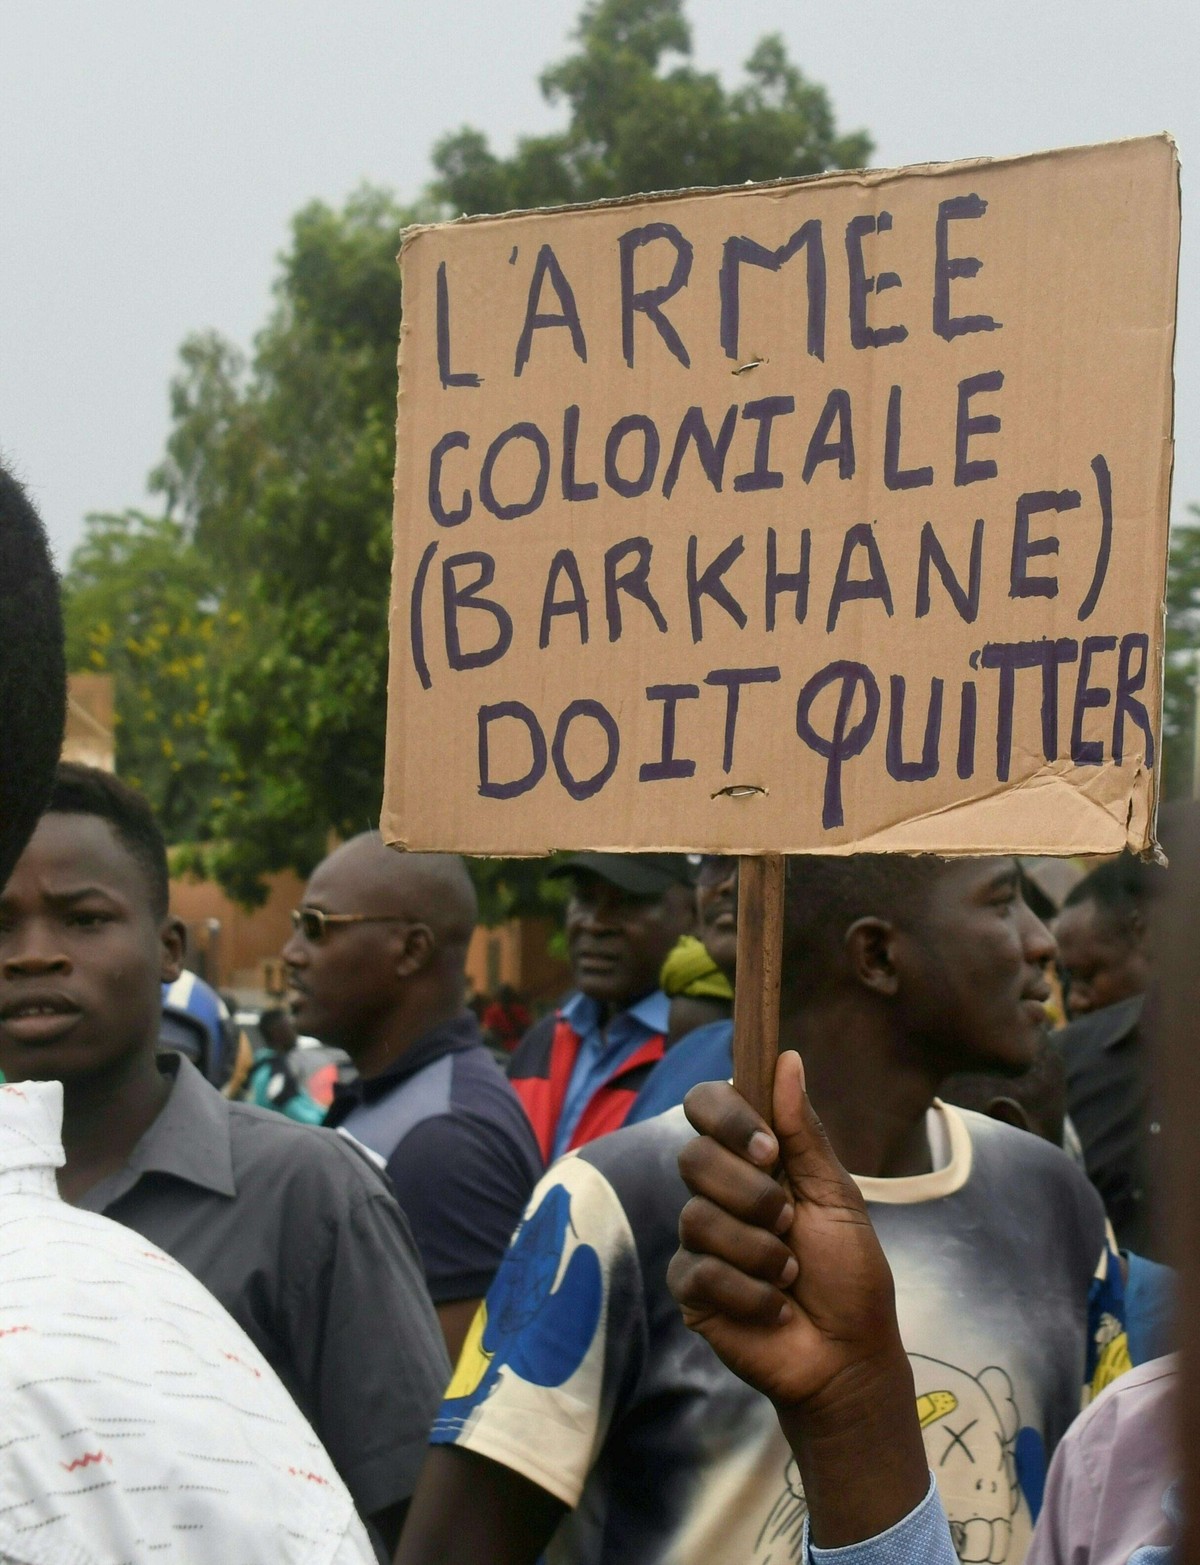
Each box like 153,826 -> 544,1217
436,195 -> 1000,389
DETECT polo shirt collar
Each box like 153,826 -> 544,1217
115,1052 -> 237,1200
561,987 -> 670,1036
339,1011 -> 482,1106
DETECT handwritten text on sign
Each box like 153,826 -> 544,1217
384,138 -> 1178,855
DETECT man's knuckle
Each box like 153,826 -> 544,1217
682,1081 -> 718,1128
689,1255 -> 726,1297
665,1249 -> 692,1298
749,1182 -> 785,1231
677,1198 -> 708,1248
715,1103 -> 754,1151
676,1138 -> 708,1188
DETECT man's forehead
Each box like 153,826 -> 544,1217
305,837 -> 400,909
9,811 -> 138,889
1055,897 -> 1124,942
951,854 -> 1018,878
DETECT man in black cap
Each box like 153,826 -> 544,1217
507,854 -> 695,1161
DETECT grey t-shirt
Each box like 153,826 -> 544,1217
79,1053 -> 451,1520
434,1102 -> 1120,1565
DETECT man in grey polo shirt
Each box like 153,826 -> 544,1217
0,762 -> 451,1558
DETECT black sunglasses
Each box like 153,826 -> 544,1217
290,907 -> 411,943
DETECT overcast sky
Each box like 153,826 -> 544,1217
0,0 -> 1196,564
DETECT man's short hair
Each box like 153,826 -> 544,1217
44,764 -> 170,920
1062,853 -> 1158,937
781,853 -> 945,991
0,466 -> 66,888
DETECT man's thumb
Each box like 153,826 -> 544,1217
772,1050 -> 852,1194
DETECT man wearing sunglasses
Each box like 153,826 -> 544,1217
284,833 -> 543,1360
0,764 -> 451,1560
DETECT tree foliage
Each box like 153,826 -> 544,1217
148,188 -> 410,903
431,0 -> 871,215
63,0 -> 873,914
63,512 -> 232,841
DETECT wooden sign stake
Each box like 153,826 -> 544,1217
731,853 -> 786,1124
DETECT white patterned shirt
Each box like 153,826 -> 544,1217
0,1081 -> 376,1564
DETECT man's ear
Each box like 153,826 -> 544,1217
843,917 -> 900,996
160,917 -> 187,985
394,923 -> 435,980
985,1096 -> 1034,1136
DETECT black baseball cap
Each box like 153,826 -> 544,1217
547,852 -> 696,897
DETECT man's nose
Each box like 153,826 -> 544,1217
713,863 -> 738,896
1022,905 -> 1057,968
281,931 -> 306,967
3,942 -> 70,978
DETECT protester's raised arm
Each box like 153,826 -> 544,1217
667,1053 -> 937,1552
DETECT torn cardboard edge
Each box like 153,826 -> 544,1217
395,131 -> 1179,251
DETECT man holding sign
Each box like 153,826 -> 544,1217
398,852 -> 1126,1565
669,1053 -> 1181,1565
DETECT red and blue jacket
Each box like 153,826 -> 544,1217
506,989 -> 670,1163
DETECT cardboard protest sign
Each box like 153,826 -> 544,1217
383,136 -> 1179,857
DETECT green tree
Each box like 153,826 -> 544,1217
89,0 -> 873,911
1162,512 -> 1200,797
63,512 -> 232,840
150,187 -> 412,903
431,0 -> 871,215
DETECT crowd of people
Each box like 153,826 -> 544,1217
0,459 -> 1185,1563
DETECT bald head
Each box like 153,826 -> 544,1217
282,836 -> 479,1070
324,835 -> 478,951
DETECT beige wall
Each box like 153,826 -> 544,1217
466,916 -> 570,1009
169,870 -> 306,997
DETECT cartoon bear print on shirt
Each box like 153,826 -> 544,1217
912,1356 -> 1027,1565
753,1456 -> 811,1565
753,1356 -> 1029,1565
